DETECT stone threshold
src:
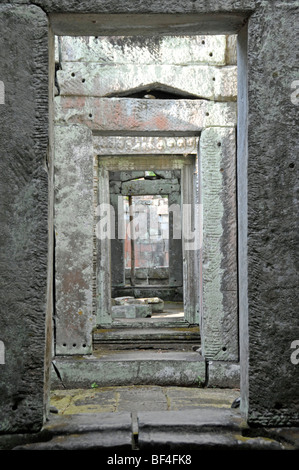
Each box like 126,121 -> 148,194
93,325 -> 201,351
51,351 -> 207,389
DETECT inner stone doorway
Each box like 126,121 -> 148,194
94,151 -> 201,353
111,175 -> 183,319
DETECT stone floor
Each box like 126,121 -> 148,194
3,386 -> 299,452
50,385 -> 240,415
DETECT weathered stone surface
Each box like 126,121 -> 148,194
51,353 -> 206,388
121,179 -> 180,195
114,296 -> 135,305
241,4 -> 299,426
33,0 -> 256,16
39,2 -> 254,37
54,97 -> 237,131
111,304 -> 152,318
58,35 -> 228,65
137,407 -> 243,434
114,297 -> 164,314
0,4 -> 49,433
225,34 -> 237,65
57,63 -> 237,101
138,429 -> 286,451
54,124 -> 96,355
207,361 -> 240,389
200,127 -> 238,361
94,136 -> 199,155
14,412 -> 133,450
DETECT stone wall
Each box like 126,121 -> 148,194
0,5 -> 50,433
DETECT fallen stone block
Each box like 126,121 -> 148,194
144,297 -> 164,313
114,296 -> 135,305
114,296 -> 164,313
111,304 -> 152,318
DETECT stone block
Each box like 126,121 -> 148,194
114,296 -> 164,313
58,35 -> 227,65
114,296 -> 135,305
54,96 -> 237,132
50,352 -> 206,388
146,297 -> 165,313
93,136 -> 199,155
207,361 -> 240,388
111,304 -> 152,318
148,267 -> 169,280
48,5 -> 251,37
225,35 -> 237,64
121,179 -> 180,195
14,412 -> 133,451
134,269 -> 148,280
57,63 -> 237,101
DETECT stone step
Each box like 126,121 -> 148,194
51,351 -> 206,389
93,327 -> 200,345
93,326 -> 201,351
11,408 -> 290,451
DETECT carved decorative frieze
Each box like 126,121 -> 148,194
93,135 -> 199,155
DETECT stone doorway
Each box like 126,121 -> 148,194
52,34 -> 239,387
96,152 -> 199,327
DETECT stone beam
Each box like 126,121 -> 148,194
48,12 -> 251,37
54,97 -> 237,133
93,136 -> 199,155
57,64 -> 237,102
58,35 -> 229,66
34,0 -> 255,15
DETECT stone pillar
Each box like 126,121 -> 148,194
54,124 -> 96,355
200,127 -> 238,362
0,5 -> 50,432
241,4 -> 299,426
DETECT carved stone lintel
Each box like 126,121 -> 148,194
93,135 -> 199,155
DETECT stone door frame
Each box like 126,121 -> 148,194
54,109 -> 238,363
96,152 -> 199,327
